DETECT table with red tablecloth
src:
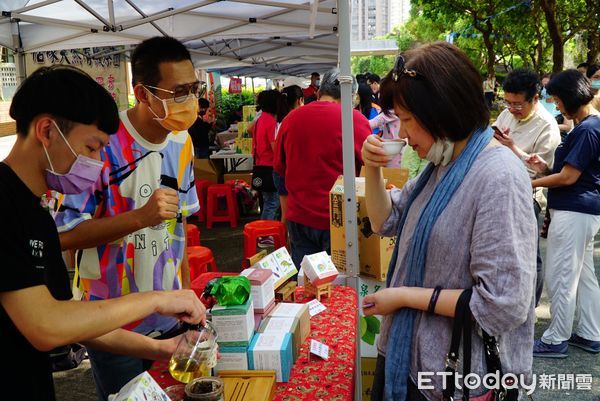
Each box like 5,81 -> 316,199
149,285 -> 357,401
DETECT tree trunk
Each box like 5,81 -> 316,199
539,0 -> 563,72
587,33 -> 599,64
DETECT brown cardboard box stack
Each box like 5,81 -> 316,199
329,168 -> 409,281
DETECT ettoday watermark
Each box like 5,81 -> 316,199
417,371 -> 593,395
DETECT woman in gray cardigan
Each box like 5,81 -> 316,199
362,42 -> 537,401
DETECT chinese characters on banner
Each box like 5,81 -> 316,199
25,47 -> 128,111
228,77 -> 242,94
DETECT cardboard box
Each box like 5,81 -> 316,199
361,357 -> 378,401
193,158 -> 224,183
240,268 -> 275,312
301,251 -> 338,286
211,299 -> 255,347
258,316 -> 301,362
110,372 -> 168,401
253,247 -> 298,289
242,105 -> 258,122
214,345 -> 249,373
357,277 -> 384,357
269,303 -> 310,344
330,176 -> 400,281
359,166 -> 409,189
224,170 -> 252,185
248,332 -> 293,382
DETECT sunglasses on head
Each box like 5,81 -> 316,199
392,55 -> 422,81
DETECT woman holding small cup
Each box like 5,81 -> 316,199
361,42 -> 536,401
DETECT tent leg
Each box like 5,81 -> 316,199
11,21 -> 26,84
338,0 -> 362,400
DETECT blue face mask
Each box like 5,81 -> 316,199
541,87 -> 548,98
592,80 -> 600,90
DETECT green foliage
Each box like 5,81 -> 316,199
215,89 -> 256,130
351,55 -> 396,76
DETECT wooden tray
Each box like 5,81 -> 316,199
218,370 -> 276,401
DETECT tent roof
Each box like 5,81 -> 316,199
0,0 -> 339,76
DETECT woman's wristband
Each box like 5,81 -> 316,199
427,286 -> 442,314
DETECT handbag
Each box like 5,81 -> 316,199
251,165 -> 276,192
442,290 -> 528,401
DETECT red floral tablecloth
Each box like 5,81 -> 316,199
149,285 -> 357,401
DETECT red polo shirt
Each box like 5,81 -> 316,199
275,101 -> 371,230
303,85 -> 318,100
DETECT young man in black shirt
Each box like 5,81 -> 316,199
0,65 -> 206,401
188,97 -> 212,158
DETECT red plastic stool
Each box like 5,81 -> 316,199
243,220 -> 287,258
190,272 -> 236,299
193,180 -> 213,222
186,224 -> 201,246
206,183 -> 238,229
187,246 -> 217,282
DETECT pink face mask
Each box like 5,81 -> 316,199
43,121 -> 104,194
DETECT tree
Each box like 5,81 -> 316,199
351,55 -> 395,76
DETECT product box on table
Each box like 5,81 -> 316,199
242,105 -> 257,122
248,332 -> 293,382
254,300 -> 276,331
214,345 -> 249,373
258,316 -> 301,362
268,302 -> 310,343
330,176 -> 405,281
109,372 -> 167,401
301,251 -> 338,286
211,299 -> 254,347
240,268 -> 275,313
253,247 -> 298,289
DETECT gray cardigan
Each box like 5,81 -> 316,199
376,145 -> 537,400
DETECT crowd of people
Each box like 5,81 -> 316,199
0,33 -> 599,401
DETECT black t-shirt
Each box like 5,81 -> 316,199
188,117 -> 212,157
0,162 -> 72,401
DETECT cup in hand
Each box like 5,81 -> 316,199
380,139 -> 407,156
169,322 -> 218,383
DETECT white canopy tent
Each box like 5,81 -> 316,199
0,1 -> 363,398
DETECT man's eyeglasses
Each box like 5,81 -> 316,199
144,81 -> 207,103
502,100 -> 529,111
392,54 -> 421,81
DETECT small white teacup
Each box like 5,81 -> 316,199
380,139 -> 407,156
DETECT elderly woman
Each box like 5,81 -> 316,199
362,42 -> 536,401
529,70 -> 600,357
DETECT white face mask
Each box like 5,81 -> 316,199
425,138 -> 455,166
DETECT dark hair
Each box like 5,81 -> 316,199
311,72 -> 320,78
356,74 -> 368,84
278,85 -> 303,122
10,65 -> 119,137
198,98 -> 210,108
131,36 -> 192,87
586,64 -> 600,79
357,82 -> 374,119
257,89 -> 282,115
577,62 -> 590,70
380,42 -> 489,141
546,70 -> 595,115
368,73 -> 381,84
502,69 -> 540,101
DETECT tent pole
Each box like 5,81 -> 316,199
337,0 -> 362,398
11,21 -> 25,84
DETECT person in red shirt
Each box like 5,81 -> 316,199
303,72 -> 320,102
275,68 -> 371,268
252,90 -> 281,245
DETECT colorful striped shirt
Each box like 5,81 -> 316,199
54,110 -> 199,335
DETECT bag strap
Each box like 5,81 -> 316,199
442,289 -> 472,401
443,289 -> 523,401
